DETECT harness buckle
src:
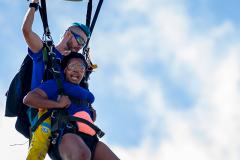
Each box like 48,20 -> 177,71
97,130 -> 105,138
66,123 -> 74,129
51,111 -> 56,119
51,132 -> 59,145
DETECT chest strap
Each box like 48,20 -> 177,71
68,96 -> 90,107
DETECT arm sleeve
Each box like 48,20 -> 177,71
38,80 -> 58,100
28,47 -> 43,62
64,82 -> 95,103
88,91 -> 94,104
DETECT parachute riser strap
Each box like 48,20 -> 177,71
83,0 -> 103,55
39,0 -> 51,37
89,0 -> 103,34
82,0 -> 103,82
83,0 -> 104,56
86,0 -> 92,27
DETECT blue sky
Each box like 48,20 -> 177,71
0,0 -> 240,160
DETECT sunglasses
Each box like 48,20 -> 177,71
69,30 -> 86,46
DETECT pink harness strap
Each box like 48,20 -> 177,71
73,111 -> 96,136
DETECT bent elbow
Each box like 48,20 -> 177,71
21,23 -> 32,38
23,93 -> 32,106
22,26 -> 30,38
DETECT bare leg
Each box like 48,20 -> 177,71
59,133 -> 91,160
93,141 -> 120,160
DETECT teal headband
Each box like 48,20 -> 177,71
71,22 -> 91,38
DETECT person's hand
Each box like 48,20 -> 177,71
58,95 -> 71,108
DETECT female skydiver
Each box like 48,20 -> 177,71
24,52 -> 120,160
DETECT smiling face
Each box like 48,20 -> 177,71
64,58 -> 86,84
67,27 -> 88,52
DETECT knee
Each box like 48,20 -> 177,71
77,148 -> 91,160
60,146 -> 91,160
59,133 -> 91,160
70,148 -> 91,160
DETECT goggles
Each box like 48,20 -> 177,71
69,30 -> 86,47
67,62 -> 86,72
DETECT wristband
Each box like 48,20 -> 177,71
29,3 -> 39,11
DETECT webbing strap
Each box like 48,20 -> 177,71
56,79 -> 64,95
31,110 -> 52,132
42,45 -> 48,70
89,0 -> 103,34
86,0 -> 92,27
67,116 -> 105,138
49,49 -> 64,95
84,0 -> 104,48
39,0 -> 50,37
43,43 -> 64,95
35,0 -> 65,133
83,0 -> 104,84
69,96 -> 90,106
42,45 -> 63,95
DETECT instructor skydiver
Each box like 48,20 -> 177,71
22,0 -> 90,89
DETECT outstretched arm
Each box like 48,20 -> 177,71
23,88 -> 71,109
22,0 -> 43,53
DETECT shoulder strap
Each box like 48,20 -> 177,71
48,46 -> 64,95
68,96 -> 90,106
42,44 -> 63,95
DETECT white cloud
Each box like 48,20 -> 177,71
1,0 -> 240,160
0,115 -> 29,160
103,0 -> 240,160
